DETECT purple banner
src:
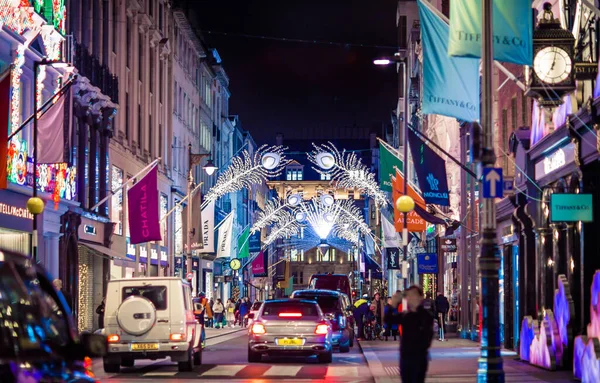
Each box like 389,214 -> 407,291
252,250 -> 267,276
128,166 -> 162,244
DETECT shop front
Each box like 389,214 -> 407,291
0,188 -> 33,254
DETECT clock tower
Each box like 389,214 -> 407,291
526,3 -> 576,129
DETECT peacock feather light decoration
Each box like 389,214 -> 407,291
203,145 -> 290,208
308,142 -> 388,207
264,210 -> 300,246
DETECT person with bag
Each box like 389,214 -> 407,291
226,298 -> 236,327
213,298 -> 225,329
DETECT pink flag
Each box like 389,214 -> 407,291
252,251 -> 266,276
37,88 -> 69,163
128,166 -> 162,244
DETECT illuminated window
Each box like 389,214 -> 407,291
320,173 -> 331,181
286,169 -> 303,181
290,249 -> 304,262
320,249 -> 330,262
111,166 -> 123,235
160,194 -> 168,245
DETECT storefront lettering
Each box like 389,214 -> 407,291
139,184 -> 150,238
0,203 -> 33,220
535,143 -> 576,181
544,148 -> 566,174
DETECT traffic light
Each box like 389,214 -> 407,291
470,122 -> 483,162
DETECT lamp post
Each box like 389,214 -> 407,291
374,53 -> 413,288
186,143 -> 216,295
27,59 -> 68,263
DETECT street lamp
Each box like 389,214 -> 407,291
27,59 -> 68,263
203,158 -> 218,176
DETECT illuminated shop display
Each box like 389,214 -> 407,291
7,138 -> 28,185
10,45 -> 25,133
36,65 -> 46,113
0,1 -> 35,34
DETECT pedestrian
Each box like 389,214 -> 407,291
234,298 -> 242,326
213,299 -> 224,329
53,279 -> 73,311
352,294 -> 369,341
434,293 -> 450,340
390,286 -> 434,383
384,297 -> 398,341
207,298 -> 215,328
239,297 -> 250,327
371,292 -> 385,334
96,297 -> 106,330
226,298 -> 236,327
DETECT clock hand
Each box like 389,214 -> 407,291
550,51 -> 557,71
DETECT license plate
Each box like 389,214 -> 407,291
131,343 -> 159,351
276,338 -> 304,346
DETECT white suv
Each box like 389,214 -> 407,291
103,277 -> 202,373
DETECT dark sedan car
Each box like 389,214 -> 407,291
0,249 -> 107,382
290,289 -> 354,352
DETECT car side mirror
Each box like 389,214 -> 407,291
247,313 -> 255,319
80,333 -> 107,357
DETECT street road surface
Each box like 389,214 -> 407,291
94,329 -> 373,383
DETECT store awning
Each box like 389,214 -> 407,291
79,241 -> 129,261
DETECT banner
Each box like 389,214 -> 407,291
359,250 -> 366,273
441,238 -> 458,252
407,128 -> 450,206
417,253 -> 438,274
252,250 -> 268,276
379,142 -> 403,192
238,227 -> 250,259
386,248 -> 401,270
198,200 -> 215,253
418,0 -> 480,122
382,213 -> 401,248
365,254 -> 382,279
184,188 -> 202,251
248,231 -> 261,253
216,213 -> 234,258
128,166 -> 162,244
38,88 -> 69,163
0,69 -> 9,189
448,0 -> 533,66
364,234 -> 375,256
392,171 -> 427,232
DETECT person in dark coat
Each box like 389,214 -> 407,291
384,297 -> 399,341
391,286 -> 434,383
352,294 -> 369,340
435,293 -> 450,340
238,297 -> 250,327
96,298 -> 106,329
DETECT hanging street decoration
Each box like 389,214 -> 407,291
203,145 -> 290,207
264,210 -> 300,246
308,142 -> 388,207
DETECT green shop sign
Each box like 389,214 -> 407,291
550,194 -> 593,223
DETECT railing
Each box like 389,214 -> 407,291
73,43 -> 119,103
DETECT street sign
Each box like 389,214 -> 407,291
186,272 -> 193,281
503,176 -> 514,194
441,238 -> 457,252
482,167 -> 503,199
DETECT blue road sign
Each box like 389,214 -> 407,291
482,167 -> 503,199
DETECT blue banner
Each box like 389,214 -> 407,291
417,253 -> 438,274
407,128 -> 450,206
418,0 -> 480,122
248,231 -> 261,253
448,0 -> 533,66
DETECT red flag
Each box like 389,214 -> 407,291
0,69 -> 10,189
128,166 -> 162,244
392,170 -> 427,232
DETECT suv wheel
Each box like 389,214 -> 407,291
103,359 -> 120,373
248,347 -> 261,363
178,346 -> 194,372
318,349 -> 333,363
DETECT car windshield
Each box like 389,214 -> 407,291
310,276 -> 349,294
293,294 -> 339,314
251,302 -> 262,311
122,286 -> 168,310
261,301 -> 319,318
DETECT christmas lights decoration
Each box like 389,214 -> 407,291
334,198 -> 375,244
309,142 -> 388,206
0,0 -> 36,34
41,27 -> 63,60
10,45 -> 25,133
300,196 -> 341,240
36,64 -> 46,113
204,145 -> 290,206
264,210 -> 300,246
251,197 -> 289,234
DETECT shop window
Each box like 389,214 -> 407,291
111,166 -> 123,235
320,173 -> 332,181
160,193 -> 168,245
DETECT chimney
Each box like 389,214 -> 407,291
276,133 -> 284,146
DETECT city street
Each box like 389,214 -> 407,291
94,328 -> 373,382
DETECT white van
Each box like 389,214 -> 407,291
103,277 -> 202,373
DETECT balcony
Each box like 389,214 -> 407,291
73,43 -> 119,103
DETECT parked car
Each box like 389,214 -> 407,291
290,289 -> 354,352
247,299 -> 332,363
103,277 -> 202,373
0,249 -> 107,382
308,273 -> 352,298
248,301 -> 263,325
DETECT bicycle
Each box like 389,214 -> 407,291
363,320 -> 384,341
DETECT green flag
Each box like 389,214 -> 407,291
238,227 -> 250,259
379,142 -> 403,192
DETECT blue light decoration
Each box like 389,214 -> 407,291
519,275 -> 574,370
573,270 -> 600,381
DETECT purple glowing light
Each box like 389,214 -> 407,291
520,316 -> 535,362
574,270 -> 600,381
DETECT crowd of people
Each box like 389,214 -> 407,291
194,294 -> 254,329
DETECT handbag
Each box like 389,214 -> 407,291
228,307 -> 234,313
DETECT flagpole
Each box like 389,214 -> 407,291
91,159 -> 161,211
160,182 -> 202,223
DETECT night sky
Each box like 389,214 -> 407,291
190,0 -> 400,144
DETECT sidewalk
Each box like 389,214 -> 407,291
204,325 -> 245,340
358,337 -> 573,383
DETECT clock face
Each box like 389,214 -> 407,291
230,258 -> 241,270
533,46 -> 572,85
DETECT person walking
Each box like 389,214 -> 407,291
435,293 -> 450,341
234,298 -> 242,326
213,299 -> 224,329
390,286 -> 434,383
96,298 -> 106,330
239,297 -> 250,327
206,298 -> 214,328
352,294 -> 369,341
384,297 -> 399,341
226,298 -> 236,327
371,292 -> 385,336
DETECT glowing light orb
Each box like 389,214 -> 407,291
261,153 -> 281,170
315,152 -> 335,170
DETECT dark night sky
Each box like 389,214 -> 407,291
190,0 -> 400,144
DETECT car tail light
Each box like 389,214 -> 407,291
315,323 -> 329,335
251,323 -> 266,334
107,334 -> 120,343
278,312 -> 302,318
170,333 -> 186,341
